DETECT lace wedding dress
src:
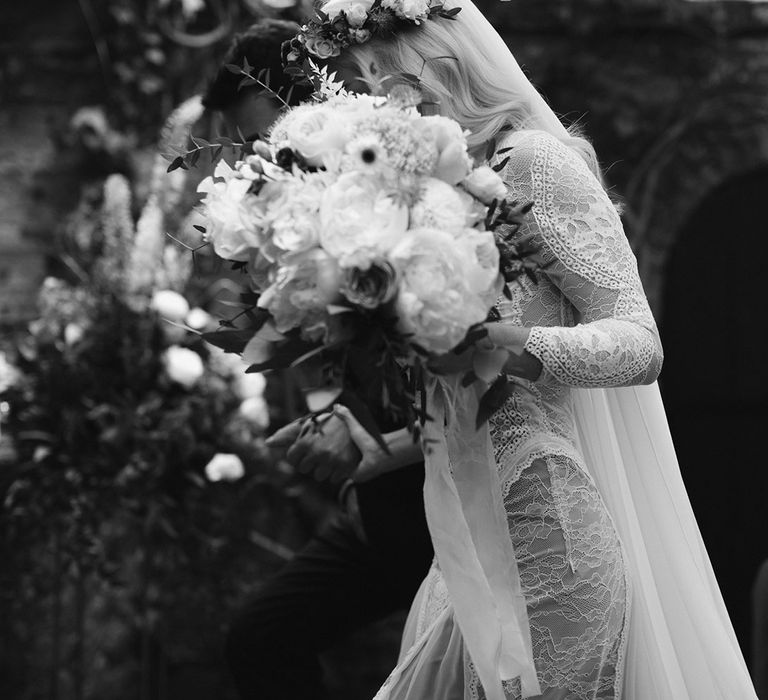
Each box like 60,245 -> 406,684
374,129 -> 663,700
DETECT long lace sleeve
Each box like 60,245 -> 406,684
496,131 -> 663,388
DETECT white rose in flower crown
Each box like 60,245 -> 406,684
321,0 -> 374,25
410,178 -> 484,236
197,161 -> 266,261
382,0 -> 430,23
258,248 -> 342,337
390,228 -> 491,354
205,453 -> 245,482
163,346 -> 205,389
462,165 -> 508,205
319,172 -> 409,266
151,289 -> 190,322
272,105 -> 351,168
420,116 -> 473,185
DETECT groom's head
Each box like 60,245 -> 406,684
202,19 -> 311,139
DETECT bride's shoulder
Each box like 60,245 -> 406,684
492,128 -> 565,163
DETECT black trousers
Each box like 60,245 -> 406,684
226,464 -> 433,700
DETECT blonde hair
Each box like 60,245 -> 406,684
328,17 -> 602,177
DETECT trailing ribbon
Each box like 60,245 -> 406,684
421,374 -> 541,700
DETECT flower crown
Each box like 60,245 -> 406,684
283,0 -> 461,77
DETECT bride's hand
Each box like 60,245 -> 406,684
332,404 -> 390,483
482,323 -> 542,381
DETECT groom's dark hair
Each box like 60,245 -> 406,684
202,19 -> 311,111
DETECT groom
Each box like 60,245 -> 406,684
202,21 -> 433,699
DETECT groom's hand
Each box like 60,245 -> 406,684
282,414 -> 363,483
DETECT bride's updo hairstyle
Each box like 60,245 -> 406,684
320,0 -> 601,176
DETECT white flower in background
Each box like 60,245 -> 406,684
319,173 -> 409,266
462,165 -> 508,205
196,160 -> 267,261
0,352 -> 19,393
185,307 -> 213,331
410,178 -> 482,236
151,289 -> 190,322
321,0 -> 375,24
163,346 -> 204,389
180,0 -> 205,18
206,344 -> 247,378
233,371 -> 267,400
64,323 -> 85,346
239,396 -> 270,429
419,116 -> 473,184
390,228 -> 493,354
204,453 -> 245,482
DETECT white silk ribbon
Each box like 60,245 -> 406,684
421,374 -> 541,699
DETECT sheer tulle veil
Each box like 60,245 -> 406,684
454,1 -> 757,697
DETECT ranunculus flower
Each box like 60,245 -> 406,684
410,178 -> 482,236
258,248 -> 342,337
319,173 -> 409,266
462,165 -> 508,205
420,116 -> 473,184
151,289 -> 190,322
390,228 -> 493,354
239,396 -> 270,429
196,160 -> 267,261
321,0 -> 375,24
205,453 -> 245,482
341,260 -> 399,309
163,346 -> 205,389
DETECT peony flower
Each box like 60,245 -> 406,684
264,173 -> 327,255
321,0 -> 375,24
420,116 -> 473,184
341,260 -> 399,309
163,346 -> 205,389
239,396 -> 271,429
319,172 -> 409,266
196,160 -> 266,261
390,228 -> 493,354
462,165 -> 508,205
151,289 -> 190,322
410,177 -> 483,236
272,105 -> 350,168
258,248 -> 342,337
205,453 -> 245,482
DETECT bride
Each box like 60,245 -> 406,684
285,1 -> 758,697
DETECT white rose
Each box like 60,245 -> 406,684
390,228 -> 491,354
462,165 -> 508,205
151,289 -> 190,322
420,116 -> 473,184
382,0 -> 430,22
319,173 -> 409,265
163,346 -> 205,389
454,229 -> 503,301
275,105 -> 351,168
265,174 -> 327,255
410,178 -> 483,236
197,160 -> 266,262
239,396 -> 270,429
185,307 -> 213,331
321,0 -> 374,24
205,453 -> 245,482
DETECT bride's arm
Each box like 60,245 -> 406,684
490,130 -> 663,388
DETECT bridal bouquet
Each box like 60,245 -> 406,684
196,90 -> 539,439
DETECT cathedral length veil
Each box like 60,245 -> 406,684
419,1 -> 759,697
